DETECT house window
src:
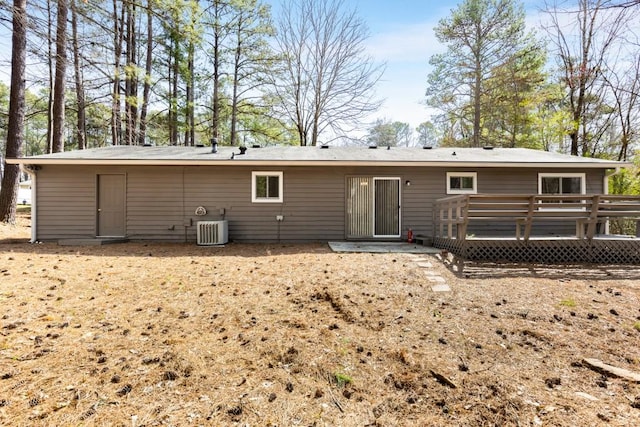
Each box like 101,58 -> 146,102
538,173 -> 585,195
446,172 -> 477,194
252,171 -> 283,203
538,173 -> 586,208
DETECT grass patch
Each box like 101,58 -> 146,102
634,322 -> 640,332
16,204 -> 31,214
559,298 -> 576,308
334,372 -> 353,387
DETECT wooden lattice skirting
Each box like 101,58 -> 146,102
433,237 -> 640,264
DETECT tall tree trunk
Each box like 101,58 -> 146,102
185,40 -> 194,146
138,0 -> 153,146
46,1 -> 54,153
124,0 -> 138,145
111,0 -> 125,146
52,0 -> 68,153
167,55 -> 173,145
472,23 -> 482,148
211,0 -> 223,145
0,0 -> 27,224
170,39 -> 179,145
568,4 -> 590,157
230,24 -> 241,146
71,0 -> 86,149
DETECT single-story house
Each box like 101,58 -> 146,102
7,145 -> 630,244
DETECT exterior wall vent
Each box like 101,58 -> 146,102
197,220 -> 228,245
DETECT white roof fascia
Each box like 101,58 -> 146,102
5,158 -> 629,169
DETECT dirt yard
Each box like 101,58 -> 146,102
1,212 -> 640,426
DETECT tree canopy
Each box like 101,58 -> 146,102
426,0 -> 546,148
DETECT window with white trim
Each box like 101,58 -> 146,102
538,173 -> 585,195
538,173 -> 586,208
252,171 -> 283,203
446,172 -> 477,194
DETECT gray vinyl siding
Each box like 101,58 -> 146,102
36,167 -> 96,240
185,166 -> 346,242
127,168 -> 185,240
33,164 -> 606,242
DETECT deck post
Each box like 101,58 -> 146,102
523,195 -> 535,241
457,196 -> 469,240
456,199 -> 463,240
586,195 -> 601,239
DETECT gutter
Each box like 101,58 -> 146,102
5,158 -> 630,169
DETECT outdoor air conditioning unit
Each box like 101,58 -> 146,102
197,220 -> 228,245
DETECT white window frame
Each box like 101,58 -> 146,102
538,173 -> 586,211
446,172 -> 477,194
252,171 -> 283,203
538,173 -> 586,195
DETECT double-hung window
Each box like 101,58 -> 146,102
252,171 -> 283,203
446,172 -> 477,194
538,173 -> 585,207
538,173 -> 585,196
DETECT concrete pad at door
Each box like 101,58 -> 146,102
328,242 -> 441,254
416,262 -> 433,268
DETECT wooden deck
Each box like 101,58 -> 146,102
433,194 -> 640,264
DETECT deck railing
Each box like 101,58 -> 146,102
434,194 -> 640,241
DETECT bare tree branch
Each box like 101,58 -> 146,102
271,0 -> 383,146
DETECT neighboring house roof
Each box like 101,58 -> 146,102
6,145 -> 628,168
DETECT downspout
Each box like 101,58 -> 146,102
182,166 -> 187,243
603,167 -> 622,235
603,167 -> 622,196
24,165 -> 38,243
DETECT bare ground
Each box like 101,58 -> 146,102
1,213 -> 640,426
